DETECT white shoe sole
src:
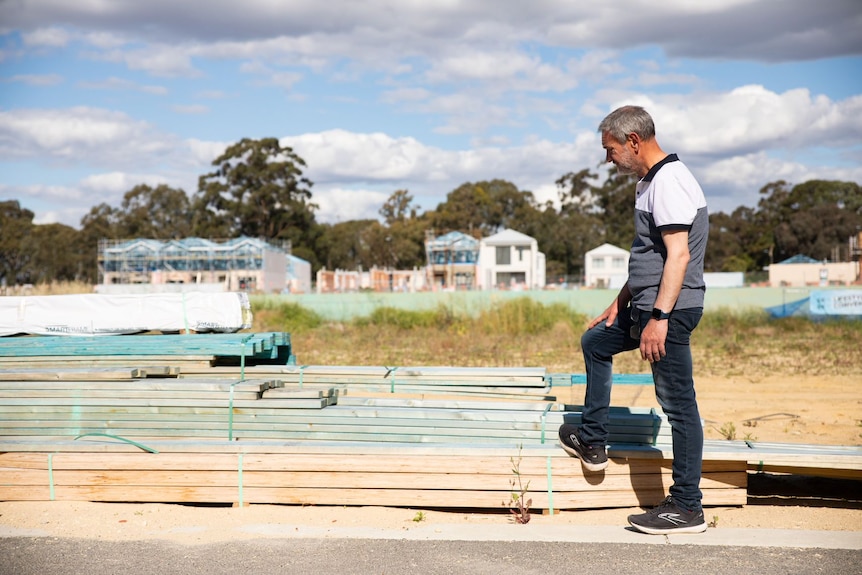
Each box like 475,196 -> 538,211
628,521 -> 708,535
559,441 -> 609,472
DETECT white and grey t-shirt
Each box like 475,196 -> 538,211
627,154 -> 709,311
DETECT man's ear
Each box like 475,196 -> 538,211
627,132 -> 641,152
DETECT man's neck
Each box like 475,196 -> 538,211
637,140 -> 668,178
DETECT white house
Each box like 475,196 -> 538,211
477,229 -> 546,290
584,243 -> 629,289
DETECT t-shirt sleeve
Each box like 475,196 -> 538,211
652,173 -> 698,228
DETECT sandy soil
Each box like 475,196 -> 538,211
1,374 -> 860,542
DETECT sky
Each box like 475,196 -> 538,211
1,0 -> 861,230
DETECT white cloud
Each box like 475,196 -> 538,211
21,26 -> 71,47
88,45 -> 200,77
312,187 -> 391,223
5,73 -> 63,86
280,129 -> 597,220
646,86 -> 862,156
185,138 -> 228,166
0,0 -> 859,233
77,76 -> 168,94
5,1 -> 858,66
0,107 -> 178,168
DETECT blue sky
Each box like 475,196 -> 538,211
1,0 -> 861,229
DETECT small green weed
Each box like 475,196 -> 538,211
503,445 -> 531,524
716,422 -> 737,441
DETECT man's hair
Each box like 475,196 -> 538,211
598,105 -> 656,143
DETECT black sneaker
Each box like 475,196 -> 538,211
558,423 -> 608,471
628,496 -> 707,534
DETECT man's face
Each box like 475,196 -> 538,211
601,132 -> 638,176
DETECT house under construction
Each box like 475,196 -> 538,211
424,231 -> 480,290
98,237 -> 287,293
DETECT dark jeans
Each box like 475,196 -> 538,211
579,306 -> 704,511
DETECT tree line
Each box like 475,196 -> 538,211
2,137 -> 860,287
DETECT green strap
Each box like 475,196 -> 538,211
298,365 -> 308,389
237,453 -> 244,507
385,367 -> 399,393
74,433 -> 158,453
228,381 -> 242,441
239,335 -> 252,381
540,403 -> 553,444
48,453 -> 56,501
546,456 -> 554,516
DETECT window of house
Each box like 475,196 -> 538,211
496,271 -> 526,287
516,246 -> 529,262
496,246 -> 511,265
592,257 -> 605,269
612,256 -> 625,268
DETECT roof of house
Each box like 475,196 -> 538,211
585,243 -> 629,256
481,228 -> 535,246
777,254 -> 821,264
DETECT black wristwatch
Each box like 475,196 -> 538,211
651,308 -> 671,320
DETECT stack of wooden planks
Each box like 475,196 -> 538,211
3,330 -> 856,510
0,442 -> 748,509
181,365 -> 556,400
0,332 -> 295,368
0,365 -> 666,445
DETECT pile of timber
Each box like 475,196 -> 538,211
0,332 -> 295,368
0,442 -> 748,510
0,366 -> 667,445
184,365 -> 557,400
1,331 -> 857,510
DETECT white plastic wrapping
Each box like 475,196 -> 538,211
0,292 -> 253,336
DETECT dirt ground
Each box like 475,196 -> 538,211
1,373 -> 860,541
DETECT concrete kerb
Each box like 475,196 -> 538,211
235,523 -> 862,549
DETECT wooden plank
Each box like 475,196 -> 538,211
0,379 -> 277,392
0,397 -> 328,409
19,470 -> 740,493
0,356 -> 214,366
19,485 -> 744,508
0,368 -> 144,381
6,452 -> 741,475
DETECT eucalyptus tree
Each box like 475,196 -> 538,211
194,137 -> 318,248
116,184 -> 193,239
0,200 -> 35,286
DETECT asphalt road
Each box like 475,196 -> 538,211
3,535 -> 861,575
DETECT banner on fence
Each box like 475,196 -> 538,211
809,290 -> 862,316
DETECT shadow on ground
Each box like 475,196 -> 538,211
747,473 -> 862,509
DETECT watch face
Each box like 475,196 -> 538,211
651,308 -> 661,319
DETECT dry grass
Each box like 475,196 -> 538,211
254,301 -> 862,379
7,284 -> 860,379
1,281 -> 94,296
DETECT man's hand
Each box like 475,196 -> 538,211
639,319 -> 668,363
587,300 -> 620,329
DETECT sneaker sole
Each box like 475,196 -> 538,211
559,441 -> 609,472
628,521 -> 708,535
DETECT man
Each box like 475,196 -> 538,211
558,105 -> 709,535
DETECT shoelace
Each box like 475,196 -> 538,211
649,496 -> 677,514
